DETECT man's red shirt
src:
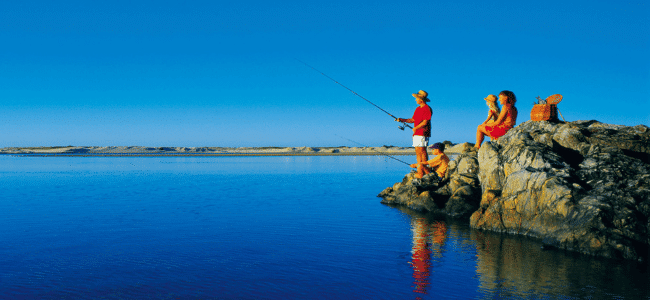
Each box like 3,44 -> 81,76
412,105 -> 432,137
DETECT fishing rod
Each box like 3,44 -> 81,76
297,59 -> 413,131
335,134 -> 411,166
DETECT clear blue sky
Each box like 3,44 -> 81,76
2,0 -> 648,147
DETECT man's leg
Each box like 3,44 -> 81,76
415,164 -> 431,178
423,146 -> 429,162
415,147 -> 429,164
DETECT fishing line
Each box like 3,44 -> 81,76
296,59 -> 413,130
334,134 -> 411,166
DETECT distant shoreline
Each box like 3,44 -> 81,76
4,152 -> 414,157
0,146 -> 415,157
1,144 -> 468,157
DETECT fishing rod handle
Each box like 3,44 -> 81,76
395,118 -> 414,128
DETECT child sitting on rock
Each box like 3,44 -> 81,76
482,94 -> 500,125
410,142 -> 449,184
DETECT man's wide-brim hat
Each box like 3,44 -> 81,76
412,90 -> 430,102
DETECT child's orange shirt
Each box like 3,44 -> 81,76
428,153 -> 449,178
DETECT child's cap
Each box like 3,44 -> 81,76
484,94 -> 497,102
430,142 -> 445,152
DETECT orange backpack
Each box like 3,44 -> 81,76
531,94 -> 563,121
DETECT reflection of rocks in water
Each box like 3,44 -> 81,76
389,204 -> 650,299
471,230 -> 650,299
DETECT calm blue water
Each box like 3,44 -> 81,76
1,155 -> 649,299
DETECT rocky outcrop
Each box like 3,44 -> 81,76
471,120 -> 650,261
379,120 -> 650,261
378,143 -> 481,217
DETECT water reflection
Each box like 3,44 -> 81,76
471,229 -> 650,299
410,217 -> 446,296
393,205 -> 650,299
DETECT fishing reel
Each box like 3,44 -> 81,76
398,122 -> 411,131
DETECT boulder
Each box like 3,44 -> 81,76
471,120 -> 650,261
447,142 -> 475,154
378,148 -> 481,217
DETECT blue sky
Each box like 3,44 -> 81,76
2,0 -> 648,147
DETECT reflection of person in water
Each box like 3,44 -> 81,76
411,218 -> 432,295
411,218 -> 447,297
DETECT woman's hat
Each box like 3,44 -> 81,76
484,94 -> 497,102
412,90 -> 430,102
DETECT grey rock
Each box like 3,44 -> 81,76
471,120 -> 650,261
380,119 -> 650,260
379,150 -> 481,217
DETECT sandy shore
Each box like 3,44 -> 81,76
0,146 -> 415,156
1,144 -> 470,156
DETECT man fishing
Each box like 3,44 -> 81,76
396,90 -> 432,165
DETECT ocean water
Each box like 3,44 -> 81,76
1,155 -> 649,299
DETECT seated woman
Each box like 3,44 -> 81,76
475,90 -> 518,149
